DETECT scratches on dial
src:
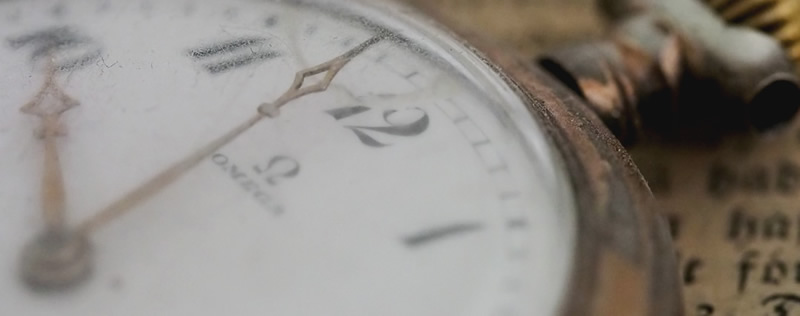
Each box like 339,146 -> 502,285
344,34 -> 385,59
188,37 -> 281,74
404,223 -> 483,248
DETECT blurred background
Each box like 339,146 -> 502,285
403,0 -> 602,57
403,0 -> 800,315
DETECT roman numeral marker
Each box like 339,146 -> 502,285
188,37 -> 280,74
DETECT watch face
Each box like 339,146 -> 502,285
0,0 -> 577,315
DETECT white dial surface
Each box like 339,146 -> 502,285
0,0 -> 576,315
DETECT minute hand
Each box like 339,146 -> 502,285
75,34 -> 385,236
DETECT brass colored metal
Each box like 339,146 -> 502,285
21,63 -> 78,231
702,0 -> 800,74
537,23 -> 677,144
20,230 -> 92,291
541,0 -> 800,141
401,0 -> 603,56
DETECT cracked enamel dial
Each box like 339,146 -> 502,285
0,0 -> 577,315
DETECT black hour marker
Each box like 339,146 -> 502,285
139,1 -> 153,15
188,37 -> 280,74
488,164 -> 509,173
224,8 -> 238,20
452,115 -> 469,124
8,26 -> 102,71
304,25 -> 318,36
265,16 -> 278,27
189,38 -> 264,59
507,218 -> 528,230
326,105 -> 370,120
97,1 -> 111,13
471,139 -> 491,147
507,248 -> 529,260
50,3 -> 66,17
10,27 -> 87,59
183,3 -> 197,16
404,223 -> 483,247
205,51 -> 279,74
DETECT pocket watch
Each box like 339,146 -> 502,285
0,0 -> 682,315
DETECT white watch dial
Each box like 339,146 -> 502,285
0,0 -> 577,315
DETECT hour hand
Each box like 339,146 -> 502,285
18,66 -> 92,292
21,67 -> 79,230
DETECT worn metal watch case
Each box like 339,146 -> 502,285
411,6 -> 684,316
485,43 -> 682,316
